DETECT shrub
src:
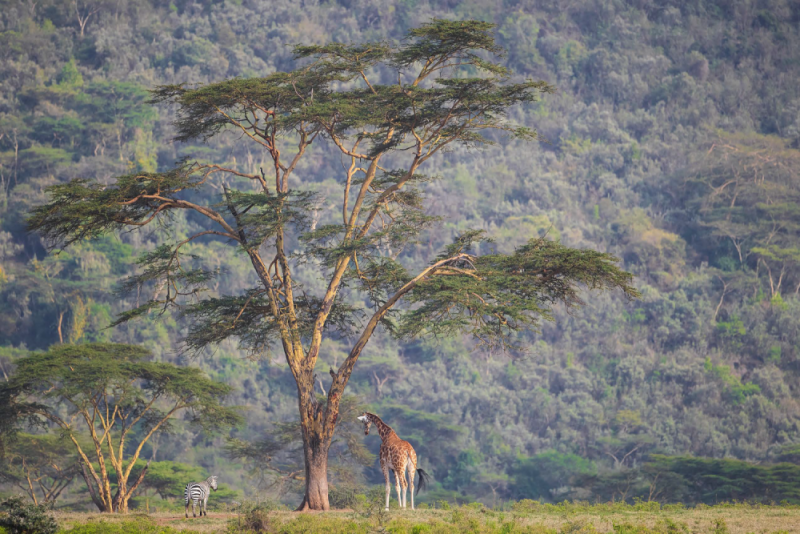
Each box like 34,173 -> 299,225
329,485 -> 366,509
510,451 -> 596,501
227,501 -> 284,533
512,499 -> 542,513
0,496 -> 58,534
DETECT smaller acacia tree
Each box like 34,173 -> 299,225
0,433 -> 80,505
0,343 -> 241,513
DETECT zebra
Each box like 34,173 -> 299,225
184,475 -> 218,518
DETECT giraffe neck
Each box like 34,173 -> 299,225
369,414 -> 397,442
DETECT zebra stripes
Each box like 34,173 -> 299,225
184,475 -> 218,518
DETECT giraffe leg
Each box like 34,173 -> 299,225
394,468 -> 403,508
408,464 -> 416,510
401,477 -> 408,509
383,466 -> 391,511
400,461 -> 409,509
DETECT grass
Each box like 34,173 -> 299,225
43,501 -> 800,533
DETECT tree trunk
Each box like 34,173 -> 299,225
295,371 -> 332,511
116,496 -> 129,513
296,440 -> 330,511
116,459 -> 150,513
79,461 -> 110,512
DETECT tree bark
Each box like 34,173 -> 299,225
117,459 -> 150,513
296,441 -> 330,511
79,460 -> 109,512
295,370 -> 332,511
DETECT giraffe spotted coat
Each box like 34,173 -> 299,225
358,411 -> 429,510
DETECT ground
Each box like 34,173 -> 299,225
49,503 -> 800,533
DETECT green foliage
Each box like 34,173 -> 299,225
578,455 -> 800,505
328,485 -> 365,509
399,236 -> 638,349
27,167 -> 205,248
7,343 -> 240,431
0,496 -> 57,534
57,59 -> 83,87
511,451 -> 596,501
644,455 -> 800,504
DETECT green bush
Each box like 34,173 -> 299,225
510,451 -> 596,501
226,501 -> 286,533
0,497 -> 57,534
329,485 -> 366,509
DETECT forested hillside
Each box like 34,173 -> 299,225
2,0 -> 800,509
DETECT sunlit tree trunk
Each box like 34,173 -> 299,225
295,368 -> 332,511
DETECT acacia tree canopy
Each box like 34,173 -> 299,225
27,19 -> 637,510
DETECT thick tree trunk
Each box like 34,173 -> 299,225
295,370 -> 332,511
297,441 -> 330,511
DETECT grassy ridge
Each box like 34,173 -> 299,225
44,502 -> 800,534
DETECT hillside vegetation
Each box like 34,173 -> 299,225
2,0 -> 800,509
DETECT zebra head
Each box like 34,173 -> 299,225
209,475 -> 218,490
357,412 -> 371,435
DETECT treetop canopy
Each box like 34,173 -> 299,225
146,18 -> 551,157
3,343 -> 241,432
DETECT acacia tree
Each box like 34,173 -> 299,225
28,20 -> 638,510
0,343 -> 240,513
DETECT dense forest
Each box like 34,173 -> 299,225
2,0 -> 800,511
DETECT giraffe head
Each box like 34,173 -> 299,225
357,412 -> 372,435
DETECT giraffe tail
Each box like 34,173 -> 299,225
415,468 -> 430,496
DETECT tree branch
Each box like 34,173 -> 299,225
323,252 -> 471,434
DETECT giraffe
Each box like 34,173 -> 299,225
358,411 -> 430,510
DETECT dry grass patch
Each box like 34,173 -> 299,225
44,504 -> 800,534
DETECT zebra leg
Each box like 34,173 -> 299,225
192,499 -> 197,518
203,494 -> 209,516
185,500 -> 189,519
